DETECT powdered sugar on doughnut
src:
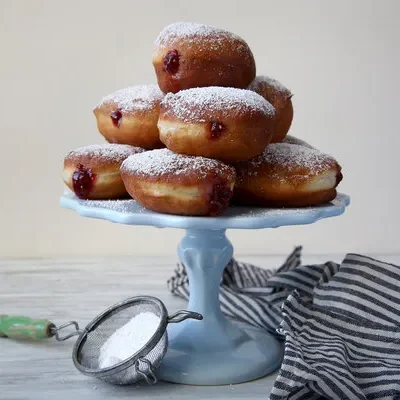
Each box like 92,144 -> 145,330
155,22 -> 247,52
96,85 -> 164,111
161,87 -> 275,123
121,149 -> 234,179
66,144 -> 144,163
282,135 -> 314,149
247,143 -> 336,175
248,76 -> 291,97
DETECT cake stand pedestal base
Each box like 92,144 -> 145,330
157,229 -> 283,385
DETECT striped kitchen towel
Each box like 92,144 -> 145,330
271,254 -> 400,400
168,246 -> 302,335
168,246 -> 340,335
168,251 -> 400,400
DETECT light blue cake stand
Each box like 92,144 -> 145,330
60,191 -> 350,386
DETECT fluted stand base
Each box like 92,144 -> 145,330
158,229 -> 283,385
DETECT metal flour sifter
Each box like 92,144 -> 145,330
0,296 -> 202,385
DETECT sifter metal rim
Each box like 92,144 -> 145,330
72,296 -> 168,378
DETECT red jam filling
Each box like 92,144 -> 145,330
110,109 -> 123,127
72,164 -> 96,199
209,121 -> 225,140
163,50 -> 180,74
208,178 -> 232,216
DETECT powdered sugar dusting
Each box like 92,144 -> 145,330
247,143 -> 335,174
84,198 -> 139,213
248,76 -> 291,97
155,22 -> 246,51
96,85 -> 164,112
161,87 -> 275,123
121,148 -> 235,179
66,144 -> 144,163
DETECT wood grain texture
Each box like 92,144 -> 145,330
1,254 -> 399,399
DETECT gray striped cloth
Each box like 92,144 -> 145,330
168,251 -> 400,400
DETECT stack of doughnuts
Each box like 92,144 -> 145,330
63,22 -> 343,215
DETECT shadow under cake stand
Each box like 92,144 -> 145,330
60,191 -> 350,386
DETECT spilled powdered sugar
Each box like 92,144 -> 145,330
121,148 -> 234,179
161,87 -> 275,123
82,197 -> 145,213
66,144 -> 144,163
247,143 -> 335,174
248,76 -> 291,97
154,22 -> 246,51
96,85 -> 164,111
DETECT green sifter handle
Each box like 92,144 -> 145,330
0,315 -> 55,340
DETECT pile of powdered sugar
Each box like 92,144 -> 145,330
96,85 -> 164,112
161,87 -> 275,123
66,144 -> 144,163
84,198 -> 137,213
121,149 -> 235,179
98,312 -> 160,369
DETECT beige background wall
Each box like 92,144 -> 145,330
0,0 -> 399,258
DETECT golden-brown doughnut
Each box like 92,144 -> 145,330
120,149 -> 236,216
63,144 -> 145,200
152,22 -> 256,93
248,76 -> 293,142
93,85 -> 164,149
282,135 -> 314,148
158,87 -> 276,163
233,143 -> 342,207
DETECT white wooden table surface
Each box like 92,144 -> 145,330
1,254 -> 399,400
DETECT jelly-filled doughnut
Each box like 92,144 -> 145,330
153,22 -> 256,93
93,85 -> 164,149
120,149 -> 236,216
63,144 -> 145,200
158,87 -> 276,163
233,143 -> 342,207
282,135 -> 314,148
248,76 -> 293,142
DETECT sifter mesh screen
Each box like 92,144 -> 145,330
73,297 -> 168,385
